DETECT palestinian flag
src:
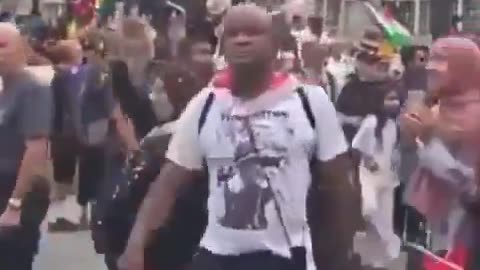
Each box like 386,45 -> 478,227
362,1 -> 412,48
97,0 -> 115,19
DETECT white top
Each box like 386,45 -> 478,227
327,55 -> 354,93
25,66 -> 55,87
166,79 -> 348,257
352,115 -> 399,187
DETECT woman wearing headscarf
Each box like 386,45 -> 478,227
400,37 -> 480,270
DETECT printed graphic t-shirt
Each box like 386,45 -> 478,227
166,77 -> 348,257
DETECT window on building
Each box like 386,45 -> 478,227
316,0 -> 325,17
342,0 -> 373,38
325,0 -> 341,28
419,0 -> 430,35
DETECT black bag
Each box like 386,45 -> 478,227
100,92 -> 215,268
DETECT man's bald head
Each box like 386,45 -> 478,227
223,4 -> 273,34
0,23 -> 26,75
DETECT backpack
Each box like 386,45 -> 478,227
100,94 -> 213,267
53,64 -> 112,146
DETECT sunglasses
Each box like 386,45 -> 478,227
357,51 -> 382,64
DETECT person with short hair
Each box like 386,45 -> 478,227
0,23 -> 53,270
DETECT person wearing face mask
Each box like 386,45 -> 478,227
335,30 -> 395,268
336,28 -> 394,144
351,89 -> 402,270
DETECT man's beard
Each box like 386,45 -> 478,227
230,60 -> 272,97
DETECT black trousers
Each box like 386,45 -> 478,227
51,136 -> 106,206
189,248 -> 296,270
0,173 -> 49,270
104,253 -> 119,270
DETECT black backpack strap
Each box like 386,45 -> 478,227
296,87 -> 315,129
326,72 -> 337,103
198,92 -> 215,134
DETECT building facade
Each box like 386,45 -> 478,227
463,0 -> 480,32
336,0 -> 433,43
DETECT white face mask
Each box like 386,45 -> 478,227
355,60 -> 389,82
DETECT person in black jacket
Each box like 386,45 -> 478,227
336,28 -> 392,143
335,29 -> 395,270
103,33 -> 214,270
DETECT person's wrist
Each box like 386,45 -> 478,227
126,235 -> 146,253
7,198 -> 22,211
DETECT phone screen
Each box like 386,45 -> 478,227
406,90 -> 426,110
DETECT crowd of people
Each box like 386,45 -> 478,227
0,1 -> 480,270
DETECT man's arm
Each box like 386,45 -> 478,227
11,138 -> 49,199
127,162 -> 200,248
15,82 -> 52,197
306,87 -> 358,269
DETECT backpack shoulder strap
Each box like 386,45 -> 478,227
198,91 -> 215,134
296,87 -> 315,129
326,72 -> 337,103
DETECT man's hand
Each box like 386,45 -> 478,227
117,243 -> 144,270
0,207 -> 21,226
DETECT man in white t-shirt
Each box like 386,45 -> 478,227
119,4 -> 357,270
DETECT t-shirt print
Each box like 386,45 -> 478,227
215,107 -> 294,231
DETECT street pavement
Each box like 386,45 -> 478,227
33,231 -> 407,270
34,232 -> 106,270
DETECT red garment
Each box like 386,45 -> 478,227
73,0 -> 96,25
423,244 -> 468,270
212,68 -> 290,90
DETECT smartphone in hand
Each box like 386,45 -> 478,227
406,90 -> 426,111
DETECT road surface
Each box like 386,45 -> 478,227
33,231 -> 407,270
34,232 -> 106,270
